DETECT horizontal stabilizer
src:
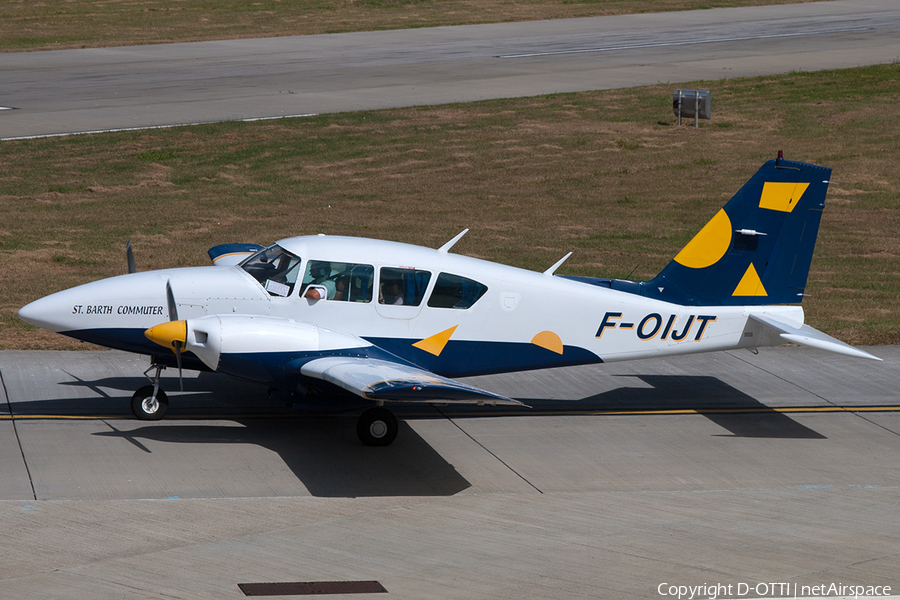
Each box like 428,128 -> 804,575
749,313 -> 881,361
300,356 -> 523,405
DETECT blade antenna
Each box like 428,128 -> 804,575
126,239 -> 137,274
438,229 -> 469,254
165,280 -> 184,391
543,252 -> 573,276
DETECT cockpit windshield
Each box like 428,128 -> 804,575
240,244 -> 302,297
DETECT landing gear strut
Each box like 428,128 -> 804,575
132,364 -> 169,420
356,406 -> 398,447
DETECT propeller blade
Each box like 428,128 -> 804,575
164,280 -> 182,390
165,280 -> 178,322
126,239 -> 137,274
174,340 -> 184,391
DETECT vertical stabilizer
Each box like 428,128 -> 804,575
643,157 -> 830,306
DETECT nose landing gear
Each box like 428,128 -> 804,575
132,364 -> 169,420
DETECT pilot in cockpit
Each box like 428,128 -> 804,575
303,261 -> 336,300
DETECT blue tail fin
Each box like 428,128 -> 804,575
643,156 -> 830,306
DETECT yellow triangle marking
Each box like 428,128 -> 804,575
531,331 -> 564,355
732,263 -> 768,296
412,325 -> 459,356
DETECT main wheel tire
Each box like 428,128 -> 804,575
131,385 -> 169,421
357,407 -> 398,447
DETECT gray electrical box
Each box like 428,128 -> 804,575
673,89 -> 711,124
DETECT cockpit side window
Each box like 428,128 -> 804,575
240,244 -> 302,297
300,260 -> 374,302
378,267 -> 431,306
427,272 -> 488,309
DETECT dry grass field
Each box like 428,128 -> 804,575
2,64 -> 898,350
1,0 -> 817,52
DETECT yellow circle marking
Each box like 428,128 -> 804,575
531,331 -> 564,355
673,209 -> 732,269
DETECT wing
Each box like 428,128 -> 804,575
296,356 -> 524,405
748,313 -> 881,361
143,312 -> 523,404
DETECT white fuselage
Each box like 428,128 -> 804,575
19,234 -> 799,378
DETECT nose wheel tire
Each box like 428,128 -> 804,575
132,385 -> 169,420
357,407 -> 398,447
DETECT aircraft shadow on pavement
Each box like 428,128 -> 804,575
91,418 -> 471,498
16,372 -> 826,440
441,374 -> 826,440
541,374 -> 825,439
10,371 -> 823,498
14,373 -> 470,497
48,371 -> 299,417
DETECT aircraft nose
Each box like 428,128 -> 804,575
18,295 -> 65,332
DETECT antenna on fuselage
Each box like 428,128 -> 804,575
437,229 -> 469,254
543,252 -> 573,276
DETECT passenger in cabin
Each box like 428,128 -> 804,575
382,280 -> 404,305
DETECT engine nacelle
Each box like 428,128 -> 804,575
183,315 -> 371,372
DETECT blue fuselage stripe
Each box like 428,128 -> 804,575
362,337 -> 601,378
61,328 -> 603,386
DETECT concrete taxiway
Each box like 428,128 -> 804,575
2,0 -> 900,139
1,346 -> 898,598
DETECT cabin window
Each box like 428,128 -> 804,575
378,267 -> 431,306
240,244 -> 302,297
427,273 -> 488,309
300,260 -> 374,302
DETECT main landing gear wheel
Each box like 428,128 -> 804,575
357,407 -> 398,447
131,385 -> 169,421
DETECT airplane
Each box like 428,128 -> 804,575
18,154 -> 880,446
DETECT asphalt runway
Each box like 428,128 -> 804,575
1,346 -> 898,598
2,0 -> 900,139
